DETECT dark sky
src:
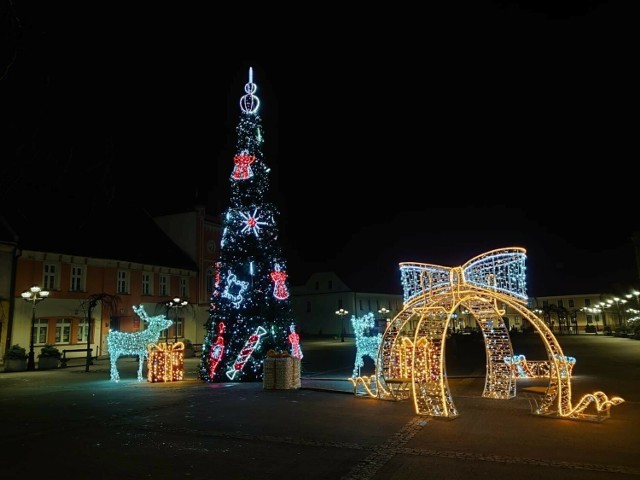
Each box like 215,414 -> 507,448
2,2 -> 637,297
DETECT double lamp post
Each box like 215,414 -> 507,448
166,297 -> 188,343
336,308 -> 348,342
21,285 -> 50,371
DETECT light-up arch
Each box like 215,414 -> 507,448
364,247 -> 624,421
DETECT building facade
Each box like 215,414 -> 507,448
289,271 -> 639,339
291,272 -> 404,338
1,206 -> 222,363
2,205 -> 638,364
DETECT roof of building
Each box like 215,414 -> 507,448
0,199 -> 197,271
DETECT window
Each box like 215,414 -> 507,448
142,272 -> 153,296
176,317 -> 184,338
558,299 -> 564,308
77,318 -> 89,343
70,265 -> 84,291
306,301 -> 311,313
34,319 -> 48,345
207,268 -> 215,294
56,318 -> 72,344
117,270 -> 129,294
586,315 -> 593,324
328,280 -> 332,289
159,275 -> 169,296
180,277 -> 189,298
584,298 -> 591,307
338,299 -> 343,309
359,299 -> 363,310
315,281 -> 319,290
568,299 -> 574,308
43,263 -> 58,290
542,300 -> 549,307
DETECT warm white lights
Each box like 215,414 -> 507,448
357,248 -> 624,422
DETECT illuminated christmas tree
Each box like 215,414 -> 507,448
199,68 -> 295,383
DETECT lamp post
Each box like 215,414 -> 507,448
378,307 -> 390,332
21,285 -> 50,371
336,308 -> 348,342
582,307 -> 594,334
610,297 -> 626,326
626,290 -> 640,319
166,297 -> 188,343
600,302 -> 610,329
631,290 -> 640,310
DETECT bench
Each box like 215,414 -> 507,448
385,378 -> 412,400
519,386 -> 549,414
61,348 -> 94,367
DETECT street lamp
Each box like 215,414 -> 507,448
378,307 -> 390,332
336,308 -> 348,342
21,285 -> 50,371
598,302 -> 610,331
581,307 -> 596,334
166,297 -> 188,343
631,290 -> 640,309
610,297 -> 626,326
626,290 -> 640,316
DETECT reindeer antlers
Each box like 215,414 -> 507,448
132,305 -> 149,320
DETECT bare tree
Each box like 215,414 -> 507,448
79,293 -> 119,372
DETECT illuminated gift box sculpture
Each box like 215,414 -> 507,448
147,342 -> 185,382
355,247 -> 624,422
263,350 -> 300,389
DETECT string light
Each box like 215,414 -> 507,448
226,326 -> 267,380
200,67 -> 296,383
358,248 -> 624,421
504,354 -> 576,378
107,305 -> 172,382
147,342 -> 185,382
240,208 -> 268,236
288,324 -> 303,359
350,313 -> 382,378
270,264 -> 290,300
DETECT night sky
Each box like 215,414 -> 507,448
1,2 -> 636,296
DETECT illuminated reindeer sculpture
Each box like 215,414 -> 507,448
108,305 -> 172,382
352,312 -> 383,378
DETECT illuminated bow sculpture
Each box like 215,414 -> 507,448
369,247 -> 624,422
399,247 -> 528,306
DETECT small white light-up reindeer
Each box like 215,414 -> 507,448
108,305 -> 173,382
352,312 -> 383,378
